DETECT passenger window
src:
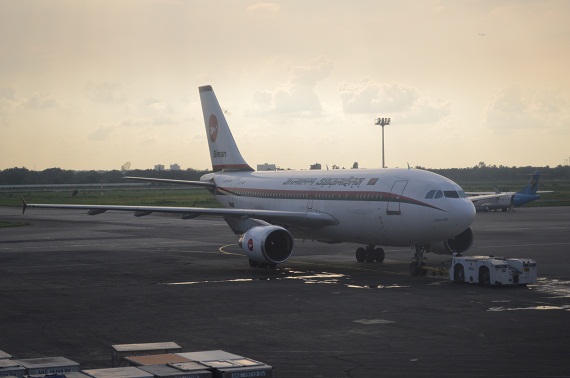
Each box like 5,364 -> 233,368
434,190 -> 443,199
425,190 -> 436,199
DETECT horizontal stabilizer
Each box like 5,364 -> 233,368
124,176 -> 215,188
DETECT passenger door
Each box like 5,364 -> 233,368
387,180 -> 408,215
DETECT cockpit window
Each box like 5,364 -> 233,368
426,189 -> 466,200
425,190 -> 436,199
444,190 -> 460,199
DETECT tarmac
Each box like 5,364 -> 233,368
1,205 -> 570,377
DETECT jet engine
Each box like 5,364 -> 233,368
430,227 -> 474,255
238,225 -> 294,265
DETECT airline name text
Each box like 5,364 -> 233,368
283,176 -> 365,187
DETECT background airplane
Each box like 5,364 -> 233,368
467,171 -> 550,212
23,85 -> 476,276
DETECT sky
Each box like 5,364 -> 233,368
1,0 -> 569,172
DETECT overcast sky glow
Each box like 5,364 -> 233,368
1,0 -> 569,171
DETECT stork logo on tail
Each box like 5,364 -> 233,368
208,115 -> 219,143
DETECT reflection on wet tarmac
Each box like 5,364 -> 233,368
487,278 -> 570,312
162,267 -> 409,289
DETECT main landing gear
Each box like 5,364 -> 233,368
355,245 -> 385,263
409,245 -> 428,276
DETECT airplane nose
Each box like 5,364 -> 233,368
461,199 -> 476,228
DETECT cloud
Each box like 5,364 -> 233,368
88,116 -> 177,141
0,86 -> 65,114
139,98 -> 174,116
84,81 -> 126,104
252,56 -> 332,116
400,97 -> 451,124
0,86 -> 18,113
88,124 -> 117,141
485,85 -> 570,132
246,2 -> 281,18
23,94 -> 60,110
339,81 -> 449,123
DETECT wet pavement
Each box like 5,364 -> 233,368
1,206 -> 569,377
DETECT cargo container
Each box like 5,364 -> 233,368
0,359 -> 25,378
63,372 -> 91,378
123,354 -> 190,367
211,364 -> 273,378
83,367 -> 154,378
164,362 -> 212,378
112,343 -> 182,367
176,351 -> 272,378
139,364 -> 211,378
174,352 -> 243,363
14,357 -> 79,376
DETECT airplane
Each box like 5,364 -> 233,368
22,85 -> 477,276
467,171 -> 549,212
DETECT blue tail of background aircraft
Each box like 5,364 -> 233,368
513,171 -> 541,207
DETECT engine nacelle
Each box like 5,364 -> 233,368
430,227 -> 474,255
238,225 -> 294,265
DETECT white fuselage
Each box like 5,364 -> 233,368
202,168 -> 476,247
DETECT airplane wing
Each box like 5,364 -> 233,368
467,193 -> 512,204
21,200 -> 338,228
467,193 -> 510,201
465,192 -> 495,196
123,176 -> 215,188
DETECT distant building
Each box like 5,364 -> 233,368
310,163 -> 321,170
257,163 -> 276,171
170,164 -> 181,171
154,164 -> 165,171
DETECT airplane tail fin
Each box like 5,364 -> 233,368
199,85 -> 254,172
518,171 -> 540,195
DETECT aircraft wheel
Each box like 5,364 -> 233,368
409,262 -> 420,276
355,247 -> 366,262
374,248 -> 385,263
418,261 -> 427,276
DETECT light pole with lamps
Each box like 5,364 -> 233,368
374,117 -> 390,168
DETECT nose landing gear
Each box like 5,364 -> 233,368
409,245 -> 428,276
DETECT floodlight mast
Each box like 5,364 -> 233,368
374,117 -> 391,168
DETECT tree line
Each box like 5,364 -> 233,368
420,162 -> 570,184
0,163 -> 569,186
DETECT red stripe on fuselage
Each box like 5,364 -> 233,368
215,186 -> 444,211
